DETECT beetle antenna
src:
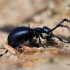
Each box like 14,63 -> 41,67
51,18 -> 70,31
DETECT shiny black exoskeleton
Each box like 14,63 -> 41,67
8,26 -> 52,48
8,18 -> 70,48
0,18 -> 70,57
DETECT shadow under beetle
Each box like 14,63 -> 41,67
0,18 -> 70,57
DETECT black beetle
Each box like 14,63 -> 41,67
8,18 -> 70,48
0,18 -> 70,57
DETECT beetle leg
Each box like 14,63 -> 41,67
38,36 -> 45,48
52,18 -> 70,31
45,36 -> 52,42
40,33 -> 45,39
35,32 -> 45,48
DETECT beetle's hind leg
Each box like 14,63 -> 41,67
52,18 -> 70,31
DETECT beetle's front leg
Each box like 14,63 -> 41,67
38,36 -> 46,48
36,33 -> 46,48
39,33 -> 45,39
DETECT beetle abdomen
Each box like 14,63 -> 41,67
8,26 -> 32,47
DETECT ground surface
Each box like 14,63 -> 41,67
0,0 -> 70,70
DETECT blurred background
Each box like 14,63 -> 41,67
0,0 -> 70,70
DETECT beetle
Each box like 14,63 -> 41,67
8,18 -> 70,48
0,18 -> 70,57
